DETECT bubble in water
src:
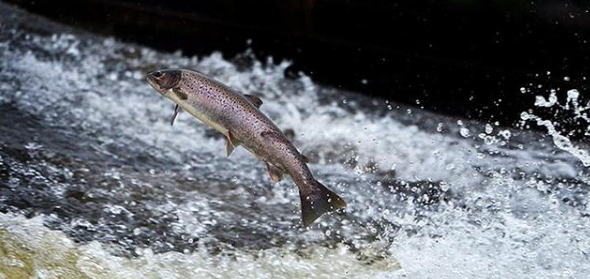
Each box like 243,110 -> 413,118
485,124 -> 493,134
24,142 -> 43,150
566,89 -> 580,110
498,130 -> 511,140
459,127 -> 471,138
535,95 -> 556,107
484,135 -> 495,145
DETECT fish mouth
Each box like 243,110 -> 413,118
146,74 -> 166,95
146,69 -> 182,97
145,74 -> 158,89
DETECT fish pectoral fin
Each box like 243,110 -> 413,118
225,131 -> 241,157
173,87 -> 188,100
266,162 -> 284,184
170,104 -> 182,126
244,94 -> 263,108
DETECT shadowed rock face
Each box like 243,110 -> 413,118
4,0 -> 590,127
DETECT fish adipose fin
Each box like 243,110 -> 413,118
244,94 -> 263,108
266,162 -> 284,183
301,155 -> 310,163
300,180 -> 347,226
170,104 -> 182,126
225,131 -> 240,157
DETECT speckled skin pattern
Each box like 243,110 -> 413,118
148,69 -> 316,196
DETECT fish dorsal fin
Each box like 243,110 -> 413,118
244,94 -> 263,108
170,104 -> 182,126
225,131 -> 241,157
266,162 -> 284,184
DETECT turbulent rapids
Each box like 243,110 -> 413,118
0,3 -> 589,278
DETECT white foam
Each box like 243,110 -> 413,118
0,213 -> 400,279
1,19 -> 590,279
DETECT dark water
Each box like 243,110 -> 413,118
0,3 -> 589,278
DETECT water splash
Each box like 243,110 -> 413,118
0,3 -> 589,278
520,89 -> 590,167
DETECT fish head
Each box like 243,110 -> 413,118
146,69 -> 182,96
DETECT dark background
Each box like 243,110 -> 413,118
5,0 -> 590,125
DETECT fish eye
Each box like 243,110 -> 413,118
152,71 -> 163,78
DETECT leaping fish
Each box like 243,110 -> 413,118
146,69 -> 346,226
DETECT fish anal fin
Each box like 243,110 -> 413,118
244,94 -> 263,108
225,131 -> 240,157
266,162 -> 284,184
226,139 -> 235,157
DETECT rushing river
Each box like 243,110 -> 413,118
1,3 -> 589,279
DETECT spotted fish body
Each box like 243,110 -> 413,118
146,69 -> 346,226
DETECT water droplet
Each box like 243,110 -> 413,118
459,127 -> 471,138
485,124 -> 493,134
499,130 -> 511,140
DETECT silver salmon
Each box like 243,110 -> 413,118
146,69 -> 346,226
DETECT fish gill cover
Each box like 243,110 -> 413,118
0,2 -> 589,279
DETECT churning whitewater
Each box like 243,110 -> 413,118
0,3 -> 589,279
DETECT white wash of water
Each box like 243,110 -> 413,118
0,12 -> 589,278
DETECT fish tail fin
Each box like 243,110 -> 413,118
300,180 -> 346,226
